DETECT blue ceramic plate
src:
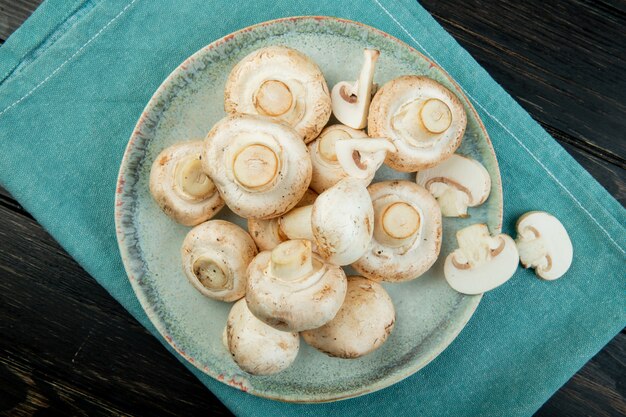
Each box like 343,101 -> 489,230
115,16 -> 502,403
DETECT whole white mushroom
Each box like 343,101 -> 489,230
225,299 -> 299,375
246,240 -> 347,332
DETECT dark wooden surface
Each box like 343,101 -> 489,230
0,0 -> 624,416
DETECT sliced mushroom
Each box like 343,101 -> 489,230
149,141 -> 224,226
203,114 -> 312,219
247,189 -> 318,251
278,178 -> 374,266
225,299 -> 299,375
515,211 -> 573,280
181,220 -> 257,302
368,76 -> 467,172
246,240 -> 347,332
352,181 -> 442,282
302,276 -> 395,358
224,46 -> 331,143
308,124 -> 394,193
444,224 -> 519,295
416,154 -> 491,217
331,49 -> 379,129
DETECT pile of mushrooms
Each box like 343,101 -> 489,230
149,45 -> 574,376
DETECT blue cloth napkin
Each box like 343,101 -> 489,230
1,0 -> 624,416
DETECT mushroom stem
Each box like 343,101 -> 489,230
373,200 -> 421,248
453,224 -> 500,267
254,80 -> 293,117
192,256 -> 230,290
335,138 -> 396,179
269,240 -> 314,281
428,182 -> 470,217
279,205 -> 314,241
420,98 -> 452,133
318,128 -> 351,162
232,144 -> 279,190
175,157 -> 215,199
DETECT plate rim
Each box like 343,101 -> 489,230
114,15 -> 502,403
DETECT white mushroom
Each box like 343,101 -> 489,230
149,141 -> 224,226
302,276 -> 395,358
352,181 -> 442,282
444,224 -> 519,295
246,240 -> 347,332
203,114 -> 312,219
278,178 -> 374,266
308,124 -> 394,193
181,220 -> 257,302
416,154 -> 491,217
331,49 -> 379,129
247,189 -> 318,251
225,299 -> 299,375
368,76 -> 467,172
224,46 -> 331,143
515,211 -> 573,280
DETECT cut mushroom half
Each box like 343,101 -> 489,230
203,114 -> 312,219
368,76 -> 467,172
149,141 -> 224,226
278,178 -> 375,266
353,181 -> 442,282
331,49 -> 380,129
515,211 -> 573,280
302,276 -> 395,359
247,188 -> 318,251
444,224 -> 519,295
246,240 -> 347,332
308,124 -> 392,193
225,299 -> 299,375
416,154 -> 491,217
224,46 -> 331,143
181,220 -> 258,302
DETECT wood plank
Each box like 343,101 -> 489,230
420,0 -> 626,161
0,0 -> 43,41
0,204 -> 232,416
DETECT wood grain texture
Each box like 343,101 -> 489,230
0,0 -> 624,416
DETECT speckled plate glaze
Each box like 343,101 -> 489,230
115,16 -> 503,403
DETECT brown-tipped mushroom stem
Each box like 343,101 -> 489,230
254,80 -> 293,117
373,200 -> 421,248
232,144 -> 279,190
420,98 -> 452,133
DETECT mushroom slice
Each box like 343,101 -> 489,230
352,181 -> 442,282
331,49 -> 380,129
515,211 -> 573,280
278,178 -> 375,266
247,189 -> 318,251
416,154 -> 491,217
368,76 -> 467,172
444,224 -> 519,295
181,220 -> 257,302
225,299 -> 299,375
149,141 -> 224,226
246,240 -> 347,332
203,114 -> 312,220
302,276 -> 395,358
224,46 -> 331,143
308,124 -> 394,193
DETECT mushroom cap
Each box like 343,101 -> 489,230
312,178 -> 375,266
444,224 -> 519,295
352,181 -> 442,282
226,299 -> 299,375
149,141 -> 224,226
301,276 -> 395,358
203,114 -> 312,220
308,124 -> 389,194
224,46 -> 331,143
181,220 -> 258,302
416,154 -> 491,217
368,76 -> 466,172
246,250 -> 347,332
515,211 -> 573,280
247,189 -> 318,251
